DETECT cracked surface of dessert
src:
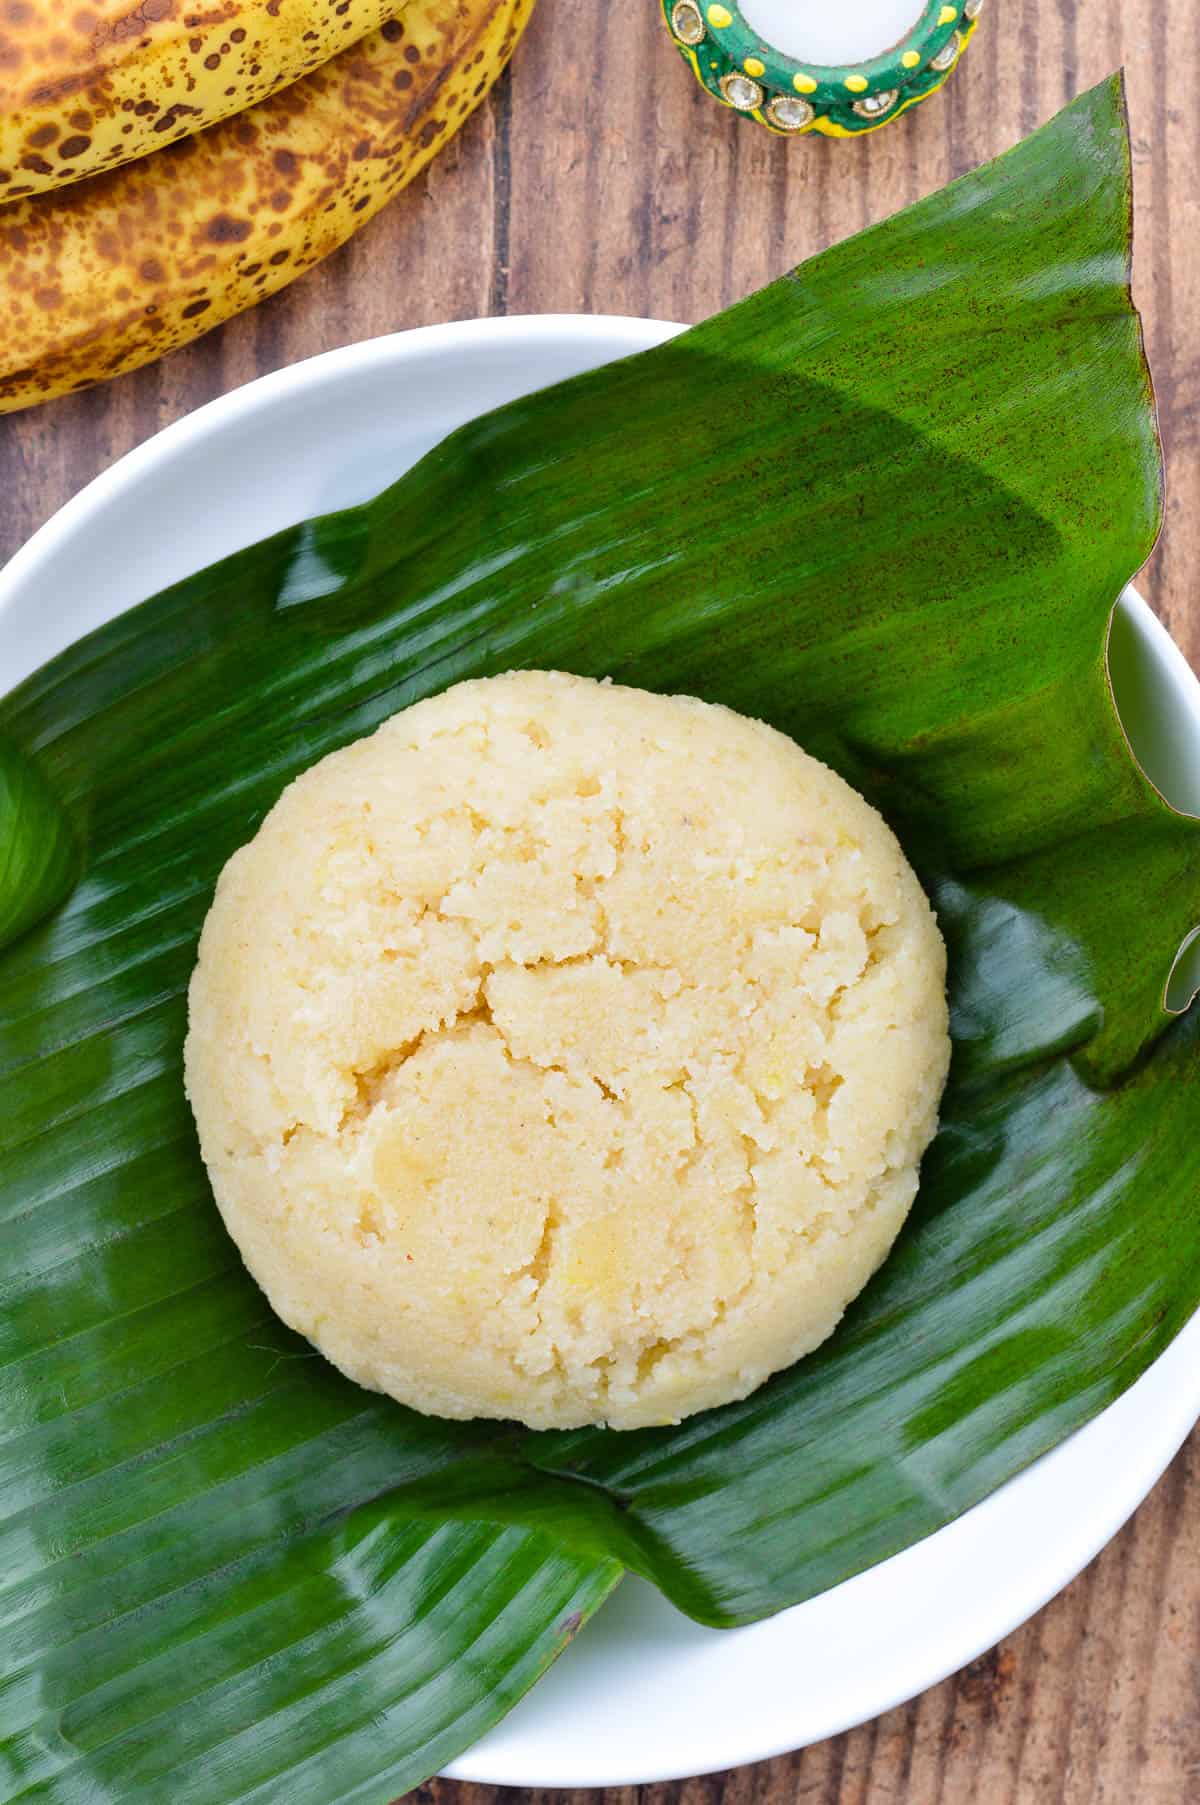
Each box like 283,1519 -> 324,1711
185,670 -> 950,1429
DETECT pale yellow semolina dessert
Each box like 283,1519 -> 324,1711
185,671 -> 950,1430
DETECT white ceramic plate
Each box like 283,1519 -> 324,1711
2,317 -> 1198,1790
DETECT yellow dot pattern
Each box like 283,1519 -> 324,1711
666,1 -> 984,138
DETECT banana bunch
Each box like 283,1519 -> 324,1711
0,0 -> 534,414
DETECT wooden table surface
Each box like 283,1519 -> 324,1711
2,3 -> 1198,1801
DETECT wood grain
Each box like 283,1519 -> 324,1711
2,2 -> 1198,1799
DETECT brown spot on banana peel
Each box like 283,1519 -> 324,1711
0,0 -> 535,413
0,0 -> 402,194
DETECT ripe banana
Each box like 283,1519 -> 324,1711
0,0 -> 533,414
0,0 -> 404,200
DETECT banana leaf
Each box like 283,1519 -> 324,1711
3,73 -> 1198,1801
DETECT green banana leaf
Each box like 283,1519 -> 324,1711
3,72 -> 1198,1800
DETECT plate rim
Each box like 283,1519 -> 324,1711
0,315 -> 683,628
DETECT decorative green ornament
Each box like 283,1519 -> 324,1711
663,0 -> 983,135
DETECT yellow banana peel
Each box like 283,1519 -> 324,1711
0,0 -> 405,199
0,0 -> 534,413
